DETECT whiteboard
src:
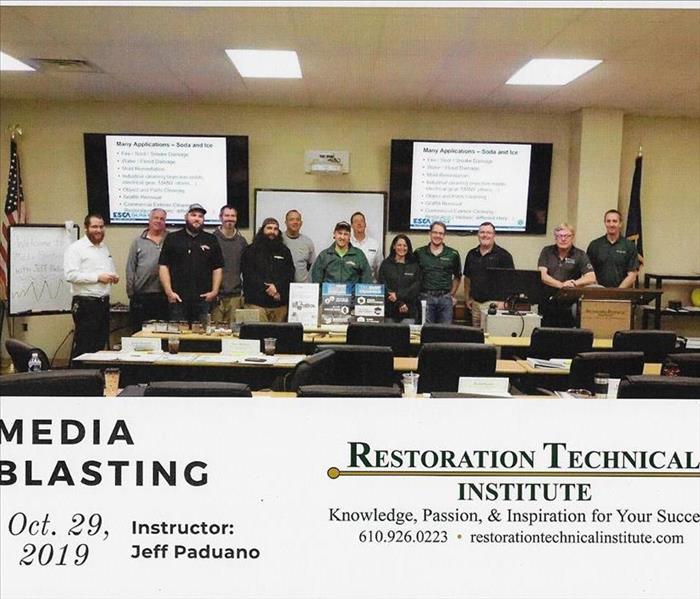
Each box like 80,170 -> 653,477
9,225 -> 79,315
255,189 -> 386,257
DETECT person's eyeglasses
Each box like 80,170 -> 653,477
555,233 -> 573,239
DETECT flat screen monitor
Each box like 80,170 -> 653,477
486,268 -> 545,306
389,139 -> 553,234
84,133 -> 249,227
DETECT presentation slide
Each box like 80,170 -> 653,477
2,397 -> 699,599
410,141 -> 532,231
105,135 -> 227,223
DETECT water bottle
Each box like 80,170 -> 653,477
28,351 -> 42,372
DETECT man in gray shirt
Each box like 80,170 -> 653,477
125,207 -> 168,331
211,205 -> 248,325
282,209 -> 316,283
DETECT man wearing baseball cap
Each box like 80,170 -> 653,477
159,203 -> 224,323
310,221 -> 373,286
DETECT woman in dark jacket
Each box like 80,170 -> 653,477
378,234 -> 422,323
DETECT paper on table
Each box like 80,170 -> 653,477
458,377 -> 511,397
195,354 -> 238,364
74,352 -> 120,362
526,357 -> 570,369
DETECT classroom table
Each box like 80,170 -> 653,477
75,350 -> 528,389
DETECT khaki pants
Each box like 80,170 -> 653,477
244,304 -> 288,323
211,295 -> 243,325
470,299 -> 503,329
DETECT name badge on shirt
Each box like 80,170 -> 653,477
564,258 -> 576,264
200,245 -> 211,251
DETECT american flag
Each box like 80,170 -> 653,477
0,138 -> 26,295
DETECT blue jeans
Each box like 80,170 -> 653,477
169,300 -> 211,324
421,292 -> 454,324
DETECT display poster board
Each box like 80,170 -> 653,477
8,224 -> 79,315
288,283 -> 320,327
255,189 -> 386,257
354,283 -> 385,322
320,283 -> 353,325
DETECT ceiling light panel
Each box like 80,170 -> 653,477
0,51 -> 35,72
507,59 -> 602,86
226,49 -> 302,79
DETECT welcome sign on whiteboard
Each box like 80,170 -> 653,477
9,225 -> 78,315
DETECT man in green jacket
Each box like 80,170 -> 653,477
311,221 -> 373,287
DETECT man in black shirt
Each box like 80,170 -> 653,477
159,203 -> 224,324
241,217 -> 295,322
463,222 -> 515,328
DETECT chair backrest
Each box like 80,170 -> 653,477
322,344 -> 395,387
420,324 -> 484,344
612,330 -> 678,363
5,338 -> 51,372
346,322 -> 411,357
287,350 -> 336,391
528,327 -> 594,359
569,351 -> 645,391
666,353 -> 700,378
298,384 -> 402,397
0,369 -> 105,396
417,342 -> 497,393
144,381 -> 252,397
617,375 -> 700,399
239,322 -> 305,354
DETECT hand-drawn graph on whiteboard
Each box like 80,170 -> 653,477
9,225 -> 79,315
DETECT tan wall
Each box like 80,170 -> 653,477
1,99 -> 699,360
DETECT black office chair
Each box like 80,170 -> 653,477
143,381 -> 252,397
416,343 -> 497,393
239,322 -> 305,354
420,324 -> 484,344
568,351 -> 645,392
617,375 -> 700,399
346,322 -> 411,357
0,369 -> 105,396
286,349 -> 336,391
666,353 -> 700,378
527,327 -> 594,359
321,344 -> 395,387
298,385 -> 402,397
612,330 -> 678,363
5,338 -> 51,372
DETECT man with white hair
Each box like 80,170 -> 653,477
126,207 -> 168,330
537,223 -> 596,327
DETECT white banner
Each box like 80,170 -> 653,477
1,397 -> 699,599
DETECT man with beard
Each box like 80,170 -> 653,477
241,217 -> 295,322
158,203 -> 224,324
125,207 -> 169,331
64,213 -> 119,361
211,205 -> 248,325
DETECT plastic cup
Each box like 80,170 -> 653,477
402,372 -> 420,397
104,368 -> 120,397
167,336 -> 180,354
264,338 -> 277,356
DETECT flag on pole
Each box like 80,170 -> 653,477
0,137 -> 26,296
625,152 -> 644,265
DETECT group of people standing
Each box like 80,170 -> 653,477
63,204 -> 638,360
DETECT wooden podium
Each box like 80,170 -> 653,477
554,287 -> 663,337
